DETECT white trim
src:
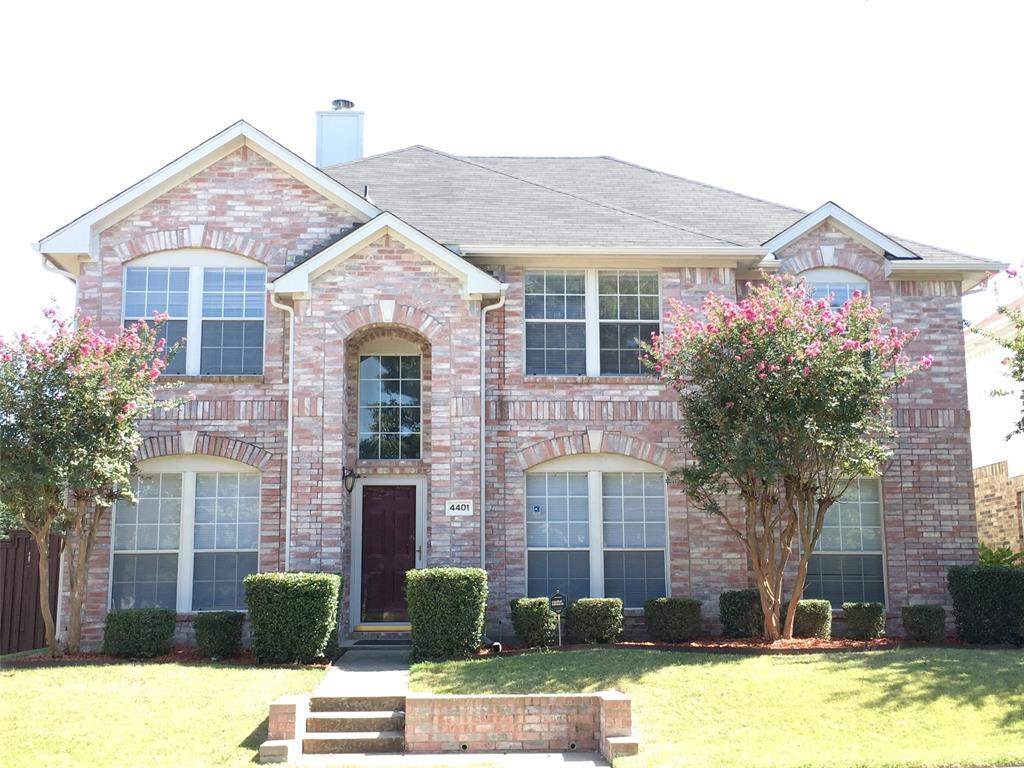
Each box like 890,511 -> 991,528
762,202 -> 920,261
530,453 -> 666,473
271,212 -> 502,299
349,475 -> 427,631
36,121 -> 379,264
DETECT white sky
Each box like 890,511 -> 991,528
1,0 -> 1021,337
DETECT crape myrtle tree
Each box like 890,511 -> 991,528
0,309 -> 186,654
971,264 -> 1024,439
645,274 -> 929,640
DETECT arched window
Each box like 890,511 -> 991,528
122,251 -> 267,375
801,268 -> 869,309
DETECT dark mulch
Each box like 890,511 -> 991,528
1,645 -> 332,668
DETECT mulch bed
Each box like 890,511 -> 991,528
1,645 -> 332,668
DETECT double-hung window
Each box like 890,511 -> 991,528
524,269 -> 660,377
111,459 -> 260,612
525,461 -> 669,608
122,253 -> 266,376
803,478 -> 885,608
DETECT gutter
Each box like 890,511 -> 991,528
479,285 -> 508,570
267,287 -> 295,571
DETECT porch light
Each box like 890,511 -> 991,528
343,466 -> 360,493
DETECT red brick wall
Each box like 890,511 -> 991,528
974,461 -> 1024,549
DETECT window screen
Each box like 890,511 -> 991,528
601,472 -> 667,606
123,267 -> 189,374
192,472 -> 260,611
524,271 -> 587,375
200,268 -> 265,375
598,271 -> 659,375
526,472 -> 590,601
111,474 -> 181,609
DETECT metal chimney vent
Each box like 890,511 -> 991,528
332,99 -> 355,111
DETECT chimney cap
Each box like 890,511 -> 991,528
332,99 -> 355,111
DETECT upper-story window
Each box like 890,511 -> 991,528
802,268 -> 869,309
524,269 -> 660,377
122,252 -> 266,376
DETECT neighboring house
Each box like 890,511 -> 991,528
966,296 -> 1024,550
34,106 -> 1002,644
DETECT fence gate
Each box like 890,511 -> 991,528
0,530 -> 61,655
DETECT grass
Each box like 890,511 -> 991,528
411,647 -> 1024,768
0,661 -> 324,768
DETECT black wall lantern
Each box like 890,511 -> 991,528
342,466 -> 360,493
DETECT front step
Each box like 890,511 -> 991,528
306,710 -> 405,733
302,730 -> 405,754
310,695 -> 406,713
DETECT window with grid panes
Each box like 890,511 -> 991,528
524,270 -> 587,375
358,355 -> 422,460
123,267 -> 189,374
803,269 -> 869,309
111,474 -> 182,609
525,472 -> 591,603
192,472 -> 260,610
601,472 -> 667,605
598,271 -> 660,375
201,268 -> 266,375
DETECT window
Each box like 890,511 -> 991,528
110,459 -> 260,612
358,355 -> 422,460
802,268 -> 869,309
803,478 -> 885,608
525,459 -> 669,608
524,269 -> 660,377
122,253 -> 266,376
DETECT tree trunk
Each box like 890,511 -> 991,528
64,500 -> 104,654
28,527 -> 59,657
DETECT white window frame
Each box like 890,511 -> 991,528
524,268 -> 661,377
801,268 -> 869,309
524,453 -> 670,607
121,251 -> 267,376
108,455 -> 261,613
357,352 -> 424,461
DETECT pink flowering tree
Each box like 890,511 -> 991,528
0,309 -> 186,654
972,264 -> 1024,439
645,274 -> 928,640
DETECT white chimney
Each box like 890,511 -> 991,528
316,99 -> 364,168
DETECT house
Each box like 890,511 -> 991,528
34,105 -> 1002,644
966,296 -> 1024,551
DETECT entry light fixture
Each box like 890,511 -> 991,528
342,466 -> 360,493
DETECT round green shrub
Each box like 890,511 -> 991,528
193,611 -> 245,659
842,602 -> 886,640
644,597 -> 703,642
407,567 -> 488,660
244,572 -> 342,663
947,565 -> 1024,644
719,588 -> 763,637
793,599 -> 832,639
510,597 -> 558,647
566,598 -> 623,644
901,604 -> 946,643
103,608 -> 176,658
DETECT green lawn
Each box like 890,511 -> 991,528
0,661 -> 324,768
411,647 -> 1024,768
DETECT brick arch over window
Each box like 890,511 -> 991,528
774,223 -> 887,282
332,303 -> 447,343
138,433 -> 274,469
517,431 -> 670,470
113,225 -> 285,264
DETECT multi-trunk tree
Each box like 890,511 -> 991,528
645,274 -> 928,640
0,309 -> 184,654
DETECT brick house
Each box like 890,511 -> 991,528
35,108 -> 1002,645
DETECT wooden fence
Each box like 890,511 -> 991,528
0,530 -> 61,655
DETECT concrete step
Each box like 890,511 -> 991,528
309,695 -> 406,713
306,710 -> 405,733
302,730 -> 405,754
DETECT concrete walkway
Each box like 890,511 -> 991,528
316,648 -> 411,696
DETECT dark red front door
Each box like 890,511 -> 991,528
361,485 -> 416,622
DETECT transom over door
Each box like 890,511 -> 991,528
360,485 -> 416,622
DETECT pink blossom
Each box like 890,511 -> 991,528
801,366 -> 811,377
919,355 -> 934,369
725,401 -> 735,409
1007,269 -> 1018,278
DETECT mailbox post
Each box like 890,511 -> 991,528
549,589 -> 566,647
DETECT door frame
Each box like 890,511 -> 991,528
350,474 -> 427,630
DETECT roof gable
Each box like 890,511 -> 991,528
762,201 -> 920,261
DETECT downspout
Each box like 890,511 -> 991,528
268,288 -> 295,571
479,285 -> 508,570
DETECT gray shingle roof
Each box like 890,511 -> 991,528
325,146 -> 993,264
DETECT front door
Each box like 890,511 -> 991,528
360,485 -> 416,622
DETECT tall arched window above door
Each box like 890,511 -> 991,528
801,268 -> 869,309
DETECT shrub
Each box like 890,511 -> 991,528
103,608 -> 176,658
566,598 -> 623,644
406,567 -> 488,660
511,597 -> 558,647
842,602 -> 886,640
947,564 -> 1024,644
719,589 -> 763,637
244,572 -> 342,663
793,599 -> 832,639
979,542 -> 1024,567
193,611 -> 244,659
902,604 -> 946,643
644,597 -> 703,642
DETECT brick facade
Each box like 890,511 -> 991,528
64,148 -> 980,644
974,461 -> 1024,549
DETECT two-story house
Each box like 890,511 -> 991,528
34,106 -> 1000,644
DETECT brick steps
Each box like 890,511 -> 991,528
302,730 -> 405,754
306,710 -> 405,733
302,694 -> 407,755
309,695 -> 406,713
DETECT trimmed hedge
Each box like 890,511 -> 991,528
947,565 -> 1024,644
902,604 -> 946,643
407,567 -> 488,660
244,572 -> 342,663
103,608 -> 176,658
193,611 -> 245,659
842,602 -> 886,640
793,599 -> 832,639
566,598 -> 623,644
511,597 -> 558,647
644,597 -> 703,642
720,589 -> 763,637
